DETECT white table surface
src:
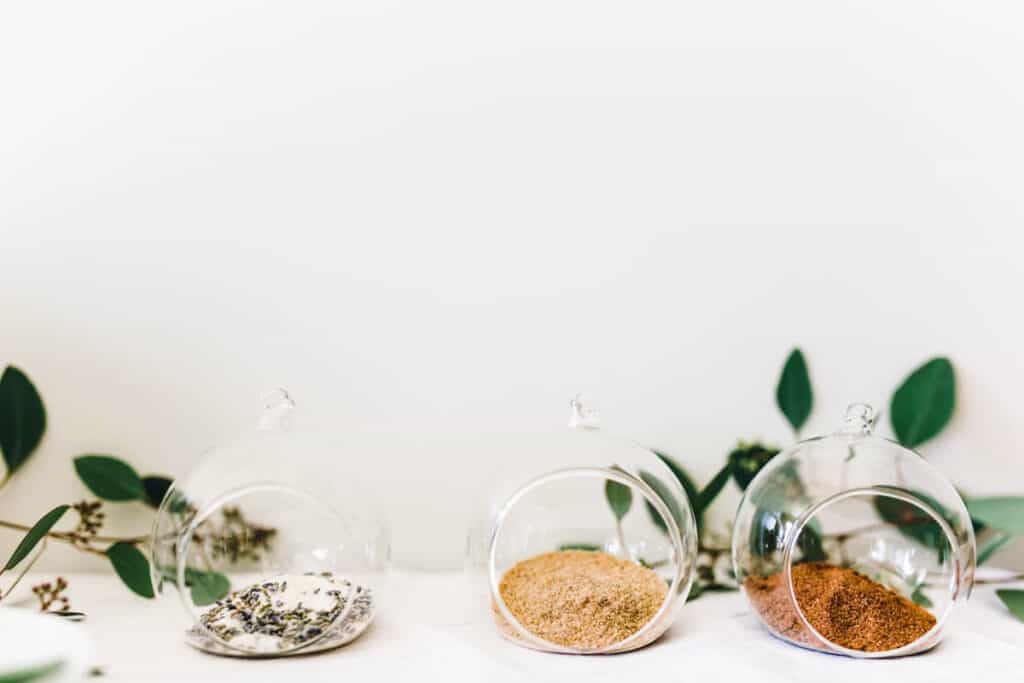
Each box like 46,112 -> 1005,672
5,570 -> 1024,682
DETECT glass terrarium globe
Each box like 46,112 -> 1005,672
465,396 -> 698,654
149,389 -> 390,657
732,404 -> 975,658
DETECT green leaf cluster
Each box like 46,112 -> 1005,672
73,455 -> 171,509
68,455 -> 179,598
596,348 -> 1017,607
0,366 -> 183,601
873,491 -> 957,563
774,348 -> 960,452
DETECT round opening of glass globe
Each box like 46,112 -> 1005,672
733,403 -> 975,659
148,390 -> 389,658
488,467 -> 695,654
760,488 -> 964,657
157,481 -> 377,657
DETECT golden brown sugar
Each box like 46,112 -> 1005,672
744,561 -> 937,652
496,550 -> 667,651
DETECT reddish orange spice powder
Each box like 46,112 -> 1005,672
744,562 -> 937,652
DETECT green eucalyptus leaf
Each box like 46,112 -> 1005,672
142,476 -> 173,508
642,503 -> 667,533
653,451 -> 702,530
3,505 -> 69,571
776,349 -> 813,433
0,660 -> 64,683
604,477 -> 633,522
654,452 -> 699,498
106,542 -> 154,598
74,455 -> 146,501
911,587 -> 933,608
996,589 -> 1024,623
653,452 -> 700,508
977,532 -> 1013,566
890,357 -> 955,448
639,470 -> 684,535
558,543 -> 601,552
0,366 -> 47,475
697,462 -> 733,512
186,569 -> 231,606
966,497 -> 1024,534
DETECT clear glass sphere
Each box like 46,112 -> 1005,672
731,404 -> 975,658
149,390 -> 390,657
465,396 -> 699,654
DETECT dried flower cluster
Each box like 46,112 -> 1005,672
32,576 -> 70,612
203,507 -> 278,564
69,500 -> 105,549
0,366 -> 284,614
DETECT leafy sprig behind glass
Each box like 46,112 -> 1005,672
0,366 -> 274,614
595,349 -> 1024,606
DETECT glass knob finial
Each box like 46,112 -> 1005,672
259,388 -> 296,431
840,403 -> 876,435
568,394 -> 600,430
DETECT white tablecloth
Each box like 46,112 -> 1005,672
6,571 -> 1024,682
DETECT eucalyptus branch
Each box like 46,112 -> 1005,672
0,519 -> 148,547
0,367 -> 274,605
975,573 -> 1024,586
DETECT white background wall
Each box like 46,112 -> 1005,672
1,1 -> 1022,571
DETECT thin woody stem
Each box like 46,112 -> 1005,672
975,573 -> 1024,586
74,545 -> 109,557
0,519 -> 147,546
615,519 -> 629,561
